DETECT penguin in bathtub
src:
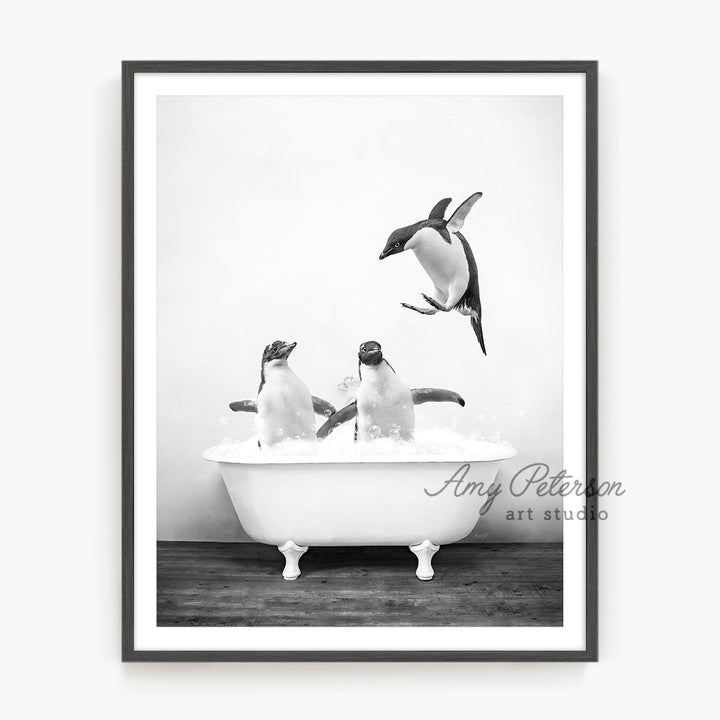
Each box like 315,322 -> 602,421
316,341 -> 465,441
378,192 -> 487,354
229,340 -> 336,448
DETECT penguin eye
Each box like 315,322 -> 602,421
395,242 -> 400,247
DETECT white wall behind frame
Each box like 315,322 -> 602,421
3,0 -> 719,718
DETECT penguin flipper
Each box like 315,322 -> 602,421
446,192 -> 483,233
229,399 -> 258,413
316,402 -> 358,439
312,396 -> 337,418
411,388 -> 466,407
428,197 -> 452,220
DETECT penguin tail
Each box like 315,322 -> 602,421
471,312 -> 487,355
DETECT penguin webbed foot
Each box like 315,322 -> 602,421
401,302 -> 437,316
420,293 -> 448,312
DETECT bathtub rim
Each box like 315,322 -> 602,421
202,444 -> 517,465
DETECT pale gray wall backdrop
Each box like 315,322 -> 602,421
157,94 -> 563,541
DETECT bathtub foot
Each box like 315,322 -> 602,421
409,540 -> 440,580
278,541 -> 308,580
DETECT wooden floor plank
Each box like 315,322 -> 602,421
157,542 -> 562,627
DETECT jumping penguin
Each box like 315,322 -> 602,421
316,341 -> 465,441
229,340 -> 336,448
378,192 -> 487,354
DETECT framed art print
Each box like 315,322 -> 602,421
122,61 -> 598,661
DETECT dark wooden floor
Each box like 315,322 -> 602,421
157,542 -> 562,627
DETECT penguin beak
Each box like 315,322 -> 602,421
279,341 -> 297,358
359,347 -> 381,363
379,243 -> 402,260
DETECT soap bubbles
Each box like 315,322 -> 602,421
205,427 -> 516,462
388,424 -> 402,441
338,375 -> 360,391
276,428 -> 285,438
357,424 -> 383,442
219,416 -> 229,426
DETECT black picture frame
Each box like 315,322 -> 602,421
122,60 -> 598,662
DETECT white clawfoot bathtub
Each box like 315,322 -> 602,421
203,444 -> 516,580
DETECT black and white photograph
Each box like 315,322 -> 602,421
123,63 -> 596,659
157,93 -> 564,621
